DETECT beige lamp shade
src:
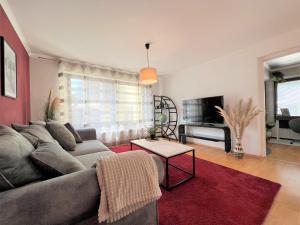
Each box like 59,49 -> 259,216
139,67 -> 158,85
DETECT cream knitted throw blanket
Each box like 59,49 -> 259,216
96,150 -> 162,223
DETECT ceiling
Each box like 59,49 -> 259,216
267,52 -> 300,70
7,0 -> 300,75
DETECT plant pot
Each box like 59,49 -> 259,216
266,130 -> 272,141
236,152 -> 244,159
233,138 -> 244,159
150,134 -> 156,140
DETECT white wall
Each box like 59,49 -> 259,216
30,57 -> 59,121
161,28 -> 300,156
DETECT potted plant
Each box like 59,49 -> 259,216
147,127 -> 158,140
266,122 -> 275,140
271,71 -> 285,83
215,98 -> 261,159
44,89 -> 61,121
159,113 -> 168,124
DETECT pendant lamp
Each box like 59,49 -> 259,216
139,43 -> 158,85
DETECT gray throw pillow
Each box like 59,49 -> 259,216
46,122 -> 76,150
18,125 -> 57,147
11,123 -> 29,132
0,170 -> 13,190
31,142 -> 86,177
0,125 -> 44,191
65,123 -> 83,143
29,121 -> 47,126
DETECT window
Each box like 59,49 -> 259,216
59,72 -> 153,144
277,79 -> 300,116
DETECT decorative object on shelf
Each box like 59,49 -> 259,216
271,71 -> 285,83
215,98 -> 261,159
44,89 -> 61,121
0,37 -> 17,99
154,95 -> 178,140
159,113 -> 168,124
147,127 -> 158,140
139,43 -> 158,85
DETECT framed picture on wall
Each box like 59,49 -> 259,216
0,36 -> 17,99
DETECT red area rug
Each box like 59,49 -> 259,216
110,144 -> 281,225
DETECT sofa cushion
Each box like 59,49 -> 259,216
18,124 -> 57,147
65,123 -> 83,143
20,132 -> 39,146
31,142 -> 86,177
70,140 -> 110,156
11,123 -> 29,132
76,151 -> 115,168
46,122 -> 76,151
29,121 -> 47,126
0,170 -> 13,190
0,125 -> 44,191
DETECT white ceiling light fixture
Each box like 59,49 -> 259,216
140,43 -> 158,85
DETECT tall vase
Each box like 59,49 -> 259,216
234,138 -> 244,159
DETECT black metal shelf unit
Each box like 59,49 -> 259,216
153,95 -> 178,140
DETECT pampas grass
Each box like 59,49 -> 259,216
215,98 -> 261,155
44,89 -> 61,121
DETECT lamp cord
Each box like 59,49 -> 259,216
147,49 -> 149,68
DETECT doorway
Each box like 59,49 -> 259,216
264,52 -> 300,163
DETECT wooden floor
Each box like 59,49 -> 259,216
184,142 -> 300,225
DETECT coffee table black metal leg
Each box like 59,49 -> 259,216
165,158 -> 169,190
192,149 -> 195,177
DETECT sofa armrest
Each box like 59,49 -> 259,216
77,128 -> 97,141
151,154 -> 165,184
0,169 -> 100,225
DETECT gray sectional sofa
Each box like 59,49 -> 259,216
0,125 -> 164,225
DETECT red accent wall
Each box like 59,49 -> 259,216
0,5 -> 30,125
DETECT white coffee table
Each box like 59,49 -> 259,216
130,139 -> 195,190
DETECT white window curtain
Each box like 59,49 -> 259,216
58,61 -> 153,145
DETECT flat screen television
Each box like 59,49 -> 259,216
183,96 -> 224,124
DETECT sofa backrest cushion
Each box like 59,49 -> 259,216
65,123 -> 83,143
31,142 -> 86,177
11,123 -> 29,132
18,125 -> 57,148
46,122 -> 76,150
0,125 -> 44,191
29,121 -> 47,126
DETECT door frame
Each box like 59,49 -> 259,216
257,45 -> 300,156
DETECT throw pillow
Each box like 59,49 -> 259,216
29,121 -> 47,126
65,123 -> 83,143
31,142 -> 86,177
18,124 -> 57,147
0,125 -> 44,191
11,123 -> 29,132
46,122 -> 77,150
